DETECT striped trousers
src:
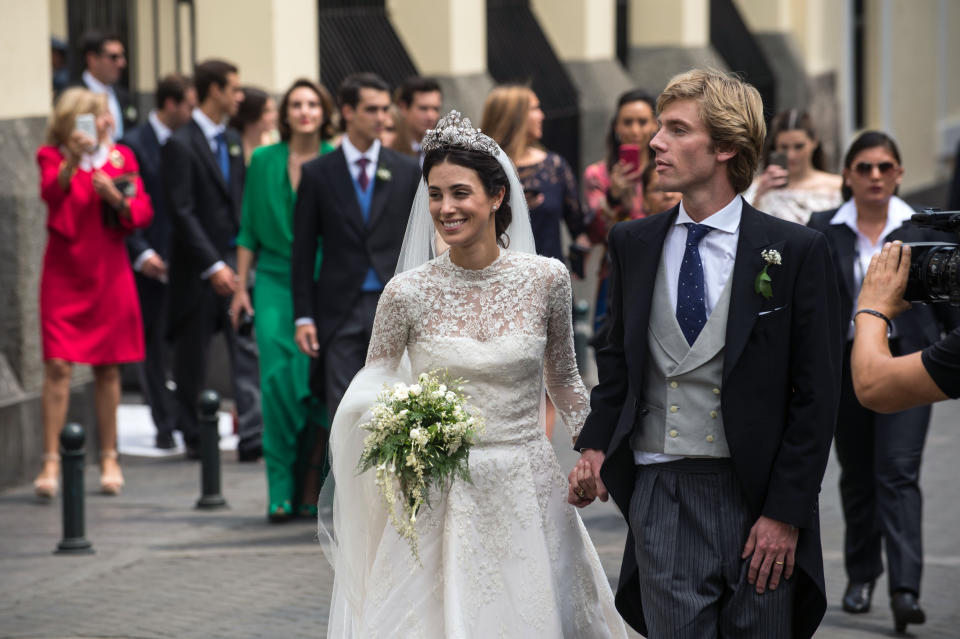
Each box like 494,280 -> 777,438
629,458 -> 794,638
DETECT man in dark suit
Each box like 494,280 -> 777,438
569,69 -> 842,638
163,59 -> 261,459
121,73 -> 196,450
292,73 -> 420,419
76,30 -> 138,140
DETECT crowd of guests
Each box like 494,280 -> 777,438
32,28 -> 952,633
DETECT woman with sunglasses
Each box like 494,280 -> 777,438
807,131 -> 960,634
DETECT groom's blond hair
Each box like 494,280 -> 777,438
657,69 -> 766,194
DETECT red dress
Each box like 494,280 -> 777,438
37,145 -> 153,364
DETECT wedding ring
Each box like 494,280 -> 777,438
774,560 -> 785,565
575,488 -> 586,499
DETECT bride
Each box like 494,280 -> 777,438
321,111 -> 626,638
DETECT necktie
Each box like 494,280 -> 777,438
676,223 -> 712,345
215,132 -> 230,183
356,157 -> 370,191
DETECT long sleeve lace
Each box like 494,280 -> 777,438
543,260 -> 590,439
365,278 -> 411,370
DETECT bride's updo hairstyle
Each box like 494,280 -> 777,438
423,147 -> 513,248
421,111 -> 513,248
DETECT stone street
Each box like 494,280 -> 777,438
2,399 -> 959,638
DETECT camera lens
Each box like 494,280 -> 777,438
906,242 -> 960,304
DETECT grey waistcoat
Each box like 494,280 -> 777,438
630,255 -> 733,456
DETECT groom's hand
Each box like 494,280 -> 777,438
742,515 -> 799,594
567,449 -> 608,507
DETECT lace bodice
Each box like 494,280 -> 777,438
366,249 -> 589,441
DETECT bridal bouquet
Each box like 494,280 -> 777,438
358,370 -> 484,562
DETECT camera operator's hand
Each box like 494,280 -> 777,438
753,164 -> 789,200
857,241 -> 912,319
209,265 -> 237,297
229,289 -> 253,332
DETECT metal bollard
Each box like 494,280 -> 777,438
55,423 -> 94,555
195,390 -> 228,509
573,299 -> 591,375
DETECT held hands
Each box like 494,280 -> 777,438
209,265 -> 237,297
857,241 -> 912,320
741,515 -> 799,594
567,449 -> 608,507
92,170 -> 124,209
295,323 -> 320,358
229,288 -> 253,331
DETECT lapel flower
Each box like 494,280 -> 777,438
228,144 -> 242,158
376,166 -> 392,182
124,105 -> 138,121
754,249 -> 782,300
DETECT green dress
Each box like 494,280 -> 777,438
237,139 -> 335,515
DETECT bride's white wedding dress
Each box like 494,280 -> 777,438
323,249 -> 627,638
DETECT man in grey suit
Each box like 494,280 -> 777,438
570,69 -> 842,638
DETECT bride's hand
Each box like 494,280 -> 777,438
567,450 -> 608,507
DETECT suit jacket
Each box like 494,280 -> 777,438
291,146 -> 420,391
808,209 -> 960,354
74,77 -> 138,133
121,121 -> 170,324
575,202 -> 843,639
161,120 -> 245,335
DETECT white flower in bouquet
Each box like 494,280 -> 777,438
357,370 -> 484,563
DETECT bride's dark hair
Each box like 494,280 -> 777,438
423,147 -> 513,248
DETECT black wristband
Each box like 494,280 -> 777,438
855,309 -> 893,335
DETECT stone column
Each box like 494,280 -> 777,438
193,0 -> 319,94
0,2 -> 96,488
530,0 -> 634,169
387,0 -> 494,123
626,0 -> 725,94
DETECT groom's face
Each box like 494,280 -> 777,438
650,98 -> 734,195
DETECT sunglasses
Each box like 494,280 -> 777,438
101,52 -> 125,62
853,161 -> 896,176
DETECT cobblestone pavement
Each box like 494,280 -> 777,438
2,400 -> 959,638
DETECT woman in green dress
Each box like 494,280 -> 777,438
230,78 -> 337,521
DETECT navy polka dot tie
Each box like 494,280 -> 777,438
676,223 -> 712,345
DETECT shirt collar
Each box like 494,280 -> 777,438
74,143 -> 110,171
340,134 -> 380,167
192,107 -> 225,142
675,194 -> 742,234
82,70 -> 112,95
148,110 -> 173,145
830,195 -> 915,237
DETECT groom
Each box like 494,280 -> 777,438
569,69 -> 842,638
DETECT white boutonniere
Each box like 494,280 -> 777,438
376,166 -> 392,182
124,105 -> 138,122
228,144 -> 242,158
755,249 -> 782,300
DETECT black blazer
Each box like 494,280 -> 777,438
808,208 -> 960,355
121,121 -> 170,322
291,146 -> 420,368
161,120 -> 245,335
576,202 -> 842,639
74,77 -> 139,133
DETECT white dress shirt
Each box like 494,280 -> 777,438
132,111 -> 174,274
83,70 -> 123,140
294,136 -> 382,328
635,195 -> 743,465
191,108 -> 229,280
830,195 -> 915,339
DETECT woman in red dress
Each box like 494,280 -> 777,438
34,88 -> 153,498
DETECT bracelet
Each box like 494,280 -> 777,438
855,309 -> 893,336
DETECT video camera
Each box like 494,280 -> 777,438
905,209 -> 960,305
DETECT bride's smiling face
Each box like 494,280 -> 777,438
427,161 -> 504,249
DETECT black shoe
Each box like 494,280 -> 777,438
155,431 -> 176,450
842,580 -> 875,613
237,444 -> 262,462
891,590 -> 925,633
183,441 -> 201,460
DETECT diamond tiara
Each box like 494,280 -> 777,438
421,110 -> 500,157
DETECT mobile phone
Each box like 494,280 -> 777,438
769,151 -> 788,169
75,113 -> 97,141
618,144 -> 640,173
